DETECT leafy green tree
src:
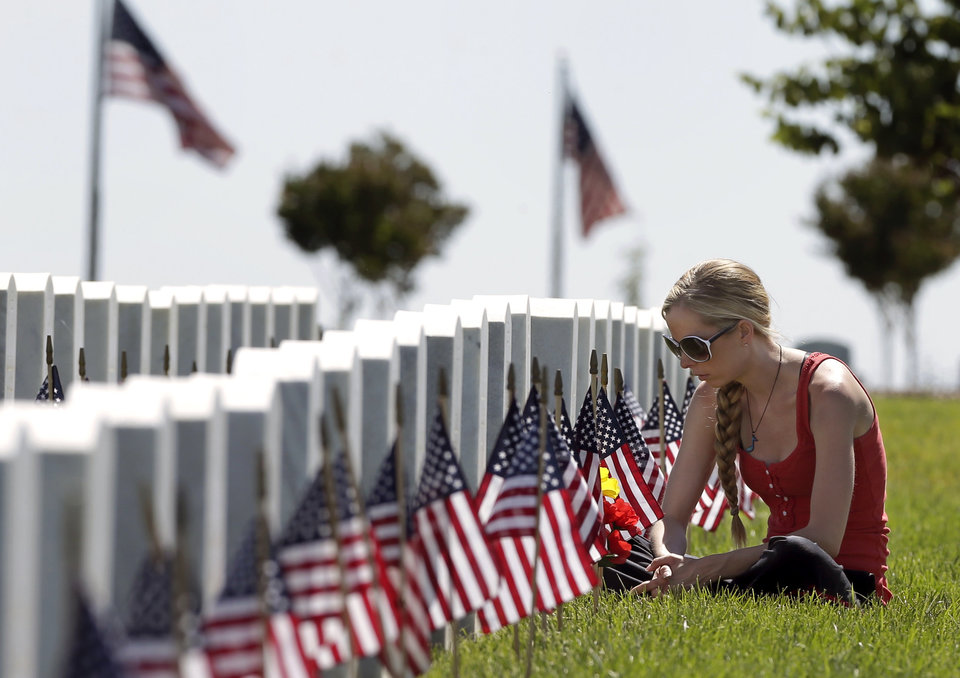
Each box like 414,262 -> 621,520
743,0 -> 960,387
278,132 -> 469,327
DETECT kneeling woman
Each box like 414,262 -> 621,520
632,259 -> 891,604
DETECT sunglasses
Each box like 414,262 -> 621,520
663,322 -> 739,363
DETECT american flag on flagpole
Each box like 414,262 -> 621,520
116,552 -> 180,678
562,95 -> 627,236
595,387 -> 663,529
402,408 -> 500,634
199,519 -> 312,678
105,0 -> 235,167
477,388 -> 597,634
614,389 -> 665,504
62,585 -> 126,678
277,451 -> 399,672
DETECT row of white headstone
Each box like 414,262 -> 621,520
0,292 -> 687,678
1,272 -> 321,400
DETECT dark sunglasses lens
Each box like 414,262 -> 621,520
662,336 -> 682,359
679,337 -> 710,362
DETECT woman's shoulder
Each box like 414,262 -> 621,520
805,353 -> 875,431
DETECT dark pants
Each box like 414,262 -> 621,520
604,534 -> 875,605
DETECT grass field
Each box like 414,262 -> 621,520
425,396 -> 960,677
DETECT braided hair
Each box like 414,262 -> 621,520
662,259 -> 774,547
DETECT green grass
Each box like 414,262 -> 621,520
425,396 -> 960,677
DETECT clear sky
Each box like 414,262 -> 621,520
3,0 -> 959,392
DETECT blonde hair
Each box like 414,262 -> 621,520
662,259 -> 773,548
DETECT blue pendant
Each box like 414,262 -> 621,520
744,434 -> 758,453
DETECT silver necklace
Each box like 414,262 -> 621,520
744,344 -> 782,453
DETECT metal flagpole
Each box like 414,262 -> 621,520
87,0 -> 110,281
549,56 -> 568,298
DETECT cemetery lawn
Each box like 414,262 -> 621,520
425,395 -> 960,677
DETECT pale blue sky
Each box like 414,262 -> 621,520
2,0 -> 958,391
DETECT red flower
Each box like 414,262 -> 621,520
601,498 -> 641,565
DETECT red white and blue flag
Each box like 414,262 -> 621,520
105,0 -> 235,167
116,552 -> 181,678
477,388 -> 598,633
614,389 -> 665,504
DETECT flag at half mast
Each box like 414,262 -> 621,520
105,0 -> 236,167
563,95 -> 627,236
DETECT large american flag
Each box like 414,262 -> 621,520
595,386 -> 663,528
477,390 -> 598,633
116,552 -> 180,678
563,96 -> 627,236
614,389 -> 665,504
62,585 -> 125,678
199,519 -> 312,678
277,452 -> 399,671
402,409 -> 500,634
105,0 -> 235,167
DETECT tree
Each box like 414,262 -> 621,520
277,132 -> 469,327
743,0 -> 960,387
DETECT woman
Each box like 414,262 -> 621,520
633,259 -> 891,604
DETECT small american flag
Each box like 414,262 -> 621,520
35,365 -> 65,403
568,390 -> 607,559
105,0 -> 235,168
595,387 -> 663,528
277,452 -> 399,671
117,552 -> 179,678
681,375 -> 697,417
477,389 -> 597,633
403,408 -> 500,632
640,381 -> 684,471
199,519 -> 312,678
563,96 -> 627,236
474,395 -> 524,526
621,386 -> 646,429
614,390 -> 665,504
61,585 -> 125,678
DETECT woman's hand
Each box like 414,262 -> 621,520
631,553 -> 685,597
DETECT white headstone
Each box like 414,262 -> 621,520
529,297 -> 579,416
422,305 -> 464,482
634,308 -> 657,407
147,289 -> 177,376
232,347 -> 320,528
11,274 -> 54,399
574,299 -> 596,406
609,301 -> 625,386
592,299 -> 613,382
202,286 -> 231,375
470,297 -> 511,457
52,276 -> 84,393
293,287 -> 319,341
622,305 -> 639,395
116,285 -> 150,379
352,320 -> 399,497
392,311 -> 425,476
225,286 -> 251,356
447,300 -> 486,488
0,415 -> 25,677
164,286 -> 205,375
270,287 -> 297,344
80,281 -> 118,385
247,286 -> 273,348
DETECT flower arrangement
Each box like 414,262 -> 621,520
599,467 -> 640,565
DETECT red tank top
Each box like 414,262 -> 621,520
738,353 -> 892,603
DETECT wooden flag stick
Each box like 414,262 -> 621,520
394,383 -> 409,678
553,370 -> 564,633
614,368 -> 624,400
657,359 -> 667,474
600,353 -> 608,392
319,418 -> 357,678
254,450 -> 271,673
172,489 -> 190,670
45,335 -> 54,402
589,350 -> 602,613
524,365 -> 548,678
330,389 -> 388,671
507,363 -> 521,658
163,345 -> 171,377
436,368 -> 460,678
120,350 -> 128,383
225,347 -> 233,375
79,347 -> 87,382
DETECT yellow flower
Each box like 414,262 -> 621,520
600,467 -> 620,498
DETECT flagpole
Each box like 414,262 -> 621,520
524,364 -> 548,678
549,56 -> 568,298
87,0 -> 110,281
552,370 -> 565,633
589,350 -> 602,613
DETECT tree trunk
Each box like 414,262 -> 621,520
903,302 -> 919,391
876,297 -> 897,391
